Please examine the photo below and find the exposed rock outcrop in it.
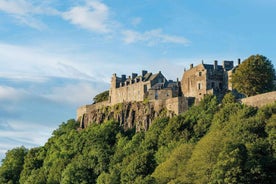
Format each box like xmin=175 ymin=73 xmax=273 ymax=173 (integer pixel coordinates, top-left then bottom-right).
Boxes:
xmin=79 ymin=101 xmax=173 ymax=131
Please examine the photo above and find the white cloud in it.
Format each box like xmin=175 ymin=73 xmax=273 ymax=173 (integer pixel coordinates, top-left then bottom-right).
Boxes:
xmin=0 ymin=43 xmax=96 ymax=82
xmin=131 ymin=17 xmax=142 ymax=26
xmin=43 ymin=82 xmax=106 ymax=105
xmin=62 ymin=1 xmax=110 ymax=33
xmin=0 ymin=120 xmax=55 ymax=155
xmin=0 ymin=86 xmax=27 ymax=101
xmin=0 ymin=0 xmax=32 ymax=15
xmin=0 ymin=0 xmax=59 ymax=29
xmin=122 ymin=29 xmax=190 ymax=46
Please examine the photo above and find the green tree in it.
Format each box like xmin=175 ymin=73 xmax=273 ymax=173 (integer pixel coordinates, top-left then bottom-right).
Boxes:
xmin=222 ymin=92 xmax=236 ymax=105
xmin=231 ymin=54 xmax=275 ymax=97
xmin=0 ymin=147 xmax=28 ymax=184
xmin=19 ymin=147 xmax=46 ymax=184
xmin=93 ymin=90 xmax=109 ymax=104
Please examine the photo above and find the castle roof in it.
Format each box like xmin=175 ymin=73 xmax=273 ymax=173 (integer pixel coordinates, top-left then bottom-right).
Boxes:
xmin=203 ymin=64 xmax=223 ymax=71
xmin=143 ymin=72 xmax=152 ymax=81
xmin=149 ymin=73 xmax=159 ymax=81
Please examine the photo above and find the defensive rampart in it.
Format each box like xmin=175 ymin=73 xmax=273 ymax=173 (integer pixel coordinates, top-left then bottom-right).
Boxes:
xmin=241 ymin=91 xmax=276 ymax=107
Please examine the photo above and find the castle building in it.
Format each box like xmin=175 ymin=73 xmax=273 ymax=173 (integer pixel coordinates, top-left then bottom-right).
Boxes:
xmin=181 ymin=60 xmax=235 ymax=101
xmin=109 ymin=70 xmax=180 ymax=105
xmin=77 ymin=59 xmax=241 ymax=122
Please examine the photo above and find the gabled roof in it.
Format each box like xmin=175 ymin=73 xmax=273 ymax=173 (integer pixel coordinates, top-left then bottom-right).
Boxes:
xmin=149 ymin=73 xmax=159 ymax=81
xmin=143 ymin=73 xmax=152 ymax=81
xmin=203 ymin=64 xmax=223 ymax=71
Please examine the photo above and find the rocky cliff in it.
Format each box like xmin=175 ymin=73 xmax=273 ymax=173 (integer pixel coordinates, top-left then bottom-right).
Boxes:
xmin=79 ymin=101 xmax=174 ymax=131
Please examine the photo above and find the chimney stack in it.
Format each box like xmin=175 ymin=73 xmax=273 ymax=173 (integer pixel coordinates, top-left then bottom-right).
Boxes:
xmin=142 ymin=70 xmax=147 ymax=77
xmin=132 ymin=73 xmax=138 ymax=79
xmin=121 ymin=75 xmax=126 ymax=82
xmin=214 ymin=60 xmax=218 ymax=70
xmin=238 ymin=58 xmax=241 ymax=65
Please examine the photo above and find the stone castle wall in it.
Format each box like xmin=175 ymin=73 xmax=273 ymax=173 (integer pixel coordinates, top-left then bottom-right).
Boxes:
xmin=110 ymin=81 xmax=146 ymax=105
xmin=77 ymin=100 xmax=109 ymax=121
xmin=241 ymin=91 xmax=276 ymax=107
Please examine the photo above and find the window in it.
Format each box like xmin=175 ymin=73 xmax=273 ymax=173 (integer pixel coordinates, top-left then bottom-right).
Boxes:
xmin=199 ymin=72 xmax=202 ymax=76
xmin=155 ymin=91 xmax=158 ymax=100
xmin=219 ymin=83 xmax=222 ymax=90
xmin=198 ymin=83 xmax=201 ymax=90
xmin=211 ymin=82 xmax=215 ymax=88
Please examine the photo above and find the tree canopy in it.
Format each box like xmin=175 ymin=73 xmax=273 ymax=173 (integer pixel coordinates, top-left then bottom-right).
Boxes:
xmin=1 ymin=96 xmax=275 ymax=184
xmin=231 ymin=54 xmax=275 ymax=97
xmin=93 ymin=90 xmax=109 ymax=104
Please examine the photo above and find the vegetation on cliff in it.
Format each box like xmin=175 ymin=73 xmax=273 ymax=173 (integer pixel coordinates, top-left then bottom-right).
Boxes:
xmin=93 ymin=90 xmax=109 ymax=104
xmin=232 ymin=54 xmax=275 ymax=97
xmin=0 ymin=95 xmax=275 ymax=184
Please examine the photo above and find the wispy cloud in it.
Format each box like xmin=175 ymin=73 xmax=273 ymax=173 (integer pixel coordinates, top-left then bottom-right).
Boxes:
xmin=0 ymin=1 xmax=190 ymax=46
xmin=0 ymin=119 xmax=55 ymax=161
xmin=43 ymin=82 xmax=107 ymax=105
xmin=0 ymin=43 xmax=95 ymax=82
xmin=0 ymin=0 xmax=57 ymax=29
xmin=131 ymin=17 xmax=142 ymax=27
xmin=62 ymin=1 xmax=111 ymax=33
xmin=122 ymin=29 xmax=190 ymax=46
xmin=0 ymin=85 xmax=27 ymax=101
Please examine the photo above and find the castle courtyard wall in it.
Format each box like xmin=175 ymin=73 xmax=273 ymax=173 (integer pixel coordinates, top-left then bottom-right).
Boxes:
xmin=110 ymin=81 xmax=149 ymax=105
xmin=165 ymin=96 xmax=188 ymax=115
xmin=76 ymin=100 xmax=109 ymax=121
xmin=241 ymin=91 xmax=276 ymax=107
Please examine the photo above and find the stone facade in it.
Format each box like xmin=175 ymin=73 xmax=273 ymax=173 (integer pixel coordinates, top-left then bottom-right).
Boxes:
xmin=241 ymin=91 xmax=276 ymax=107
xmin=77 ymin=70 xmax=184 ymax=123
xmin=109 ymin=70 xmax=180 ymax=105
xmin=77 ymin=59 xmax=246 ymax=128
xmin=181 ymin=60 xmax=235 ymax=102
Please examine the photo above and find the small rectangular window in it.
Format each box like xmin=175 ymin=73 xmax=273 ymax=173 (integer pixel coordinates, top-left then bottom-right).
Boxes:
xmin=198 ymin=83 xmax=201 ymax=90
xmin=199 ymin=72 xmax=202 ymax=76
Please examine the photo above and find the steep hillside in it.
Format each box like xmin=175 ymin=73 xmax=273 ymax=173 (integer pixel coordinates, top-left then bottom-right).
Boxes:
xmin=0 ymin=95 xmax=275 ymax=184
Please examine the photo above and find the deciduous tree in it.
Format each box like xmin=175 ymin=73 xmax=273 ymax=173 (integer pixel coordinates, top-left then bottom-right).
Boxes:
xmin=231 ymin=54 xmax=275 ymax=96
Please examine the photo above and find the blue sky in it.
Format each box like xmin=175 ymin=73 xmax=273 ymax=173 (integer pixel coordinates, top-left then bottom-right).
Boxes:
xmin=0 ymin=0 xmax=276 ymax=162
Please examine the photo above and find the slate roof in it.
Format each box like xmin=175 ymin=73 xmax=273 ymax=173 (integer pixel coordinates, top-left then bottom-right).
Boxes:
xmin=203 ymin=64 xmax=223 ymax=71
xmin=143 ymin=72 xmax=152 ymax=81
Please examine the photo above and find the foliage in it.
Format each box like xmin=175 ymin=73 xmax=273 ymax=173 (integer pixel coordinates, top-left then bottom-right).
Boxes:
xmin=0 ymin=147 xmax=28 ymax=184
xmin=0 ymin=96 xmax=275 ymax=184
xmin=93 ymin=90 xmax=109 ymax=104
xmin=231 ymin=54 xmax=275 ymax=96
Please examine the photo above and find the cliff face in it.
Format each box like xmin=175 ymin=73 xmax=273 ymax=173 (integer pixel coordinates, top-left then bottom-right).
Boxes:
xmin=79 ymin=101 xmax=173 ymax=131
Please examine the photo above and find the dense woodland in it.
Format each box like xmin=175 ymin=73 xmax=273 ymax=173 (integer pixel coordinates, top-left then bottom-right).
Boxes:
xmin=0 ymin=94 xmax=275 ymax=184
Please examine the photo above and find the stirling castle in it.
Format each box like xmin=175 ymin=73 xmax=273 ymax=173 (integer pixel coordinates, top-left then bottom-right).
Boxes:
xmin=77 ymin=59 xmax=244 ymax=129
